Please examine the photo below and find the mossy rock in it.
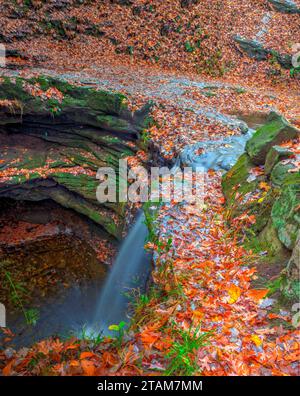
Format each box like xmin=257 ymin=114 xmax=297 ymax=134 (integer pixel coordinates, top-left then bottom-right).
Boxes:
xmin=0 ymin=76 xmax=132 ymax=127
xmin=270 ymin=161 xmax=300 ymax=186
xmin=246 ymin=112 xmax=299 ymax=165
xmin=222 ymin=153 xmax=254 ymax=201
xmin=271 ymin=184 xmax=300 ymax=250
xmin=222 ymin=152 xmax=276 ymax=233
xmin=0 ymin=76 xmax=151 ymax=241
xmin=265 ymin=145 xmax=293 ymax=175
xmin=259 ymin=219 xmax=288 ymax=256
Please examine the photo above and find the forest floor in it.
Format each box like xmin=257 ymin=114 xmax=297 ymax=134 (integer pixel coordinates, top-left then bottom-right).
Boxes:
xmin=0 ymin=61 xmax=299 ymax=376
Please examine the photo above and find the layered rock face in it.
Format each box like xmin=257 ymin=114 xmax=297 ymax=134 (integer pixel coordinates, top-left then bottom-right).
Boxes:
xmin=0 ymin=76 xmax=149 ymax=241
xmin=222 ymin=112 xmax=299 ymax=292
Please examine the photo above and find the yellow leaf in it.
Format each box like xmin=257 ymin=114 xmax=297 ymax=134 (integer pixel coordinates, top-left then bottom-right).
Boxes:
xmin=251 ymin=334 xmax=263 ymax=347
xmin=227 ymin=285 xmax=241 ymax=304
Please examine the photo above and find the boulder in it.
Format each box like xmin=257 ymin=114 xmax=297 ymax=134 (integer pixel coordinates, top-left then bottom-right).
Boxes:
xmin=234 ymin=36 xmax=269 ymax=61
xmin=271 ymin=184 xmax=300 ymax=250
xmin=246 ymin=112 xmax=299 ymax=165
xmin=264 ymin=145 xmax=293 ymax=175
xmin=285 ymin=231 xmax=300 ymax=296
xmin=222 ymin=153 xmax=276 ymax=233
xmin=234 ymin=36 xmax=293 ymax=69
xmin=259 ymin=219 xmax=288 ymax=255
xmin=222 ymin=153 xmax=255 ymax=202
xmin=268 ymin=0 xmax=300 ymax=14
xmin=270 ymin=160 xmax=300 ymax=186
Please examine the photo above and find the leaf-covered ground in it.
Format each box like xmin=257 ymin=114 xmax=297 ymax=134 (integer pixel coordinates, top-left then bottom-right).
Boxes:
xmin=1 ymin=0 xmax=299 ymax=86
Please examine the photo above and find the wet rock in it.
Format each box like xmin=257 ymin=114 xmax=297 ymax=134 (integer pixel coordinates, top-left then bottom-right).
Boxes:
xmin=234 ymin=36 xmax=269 ymax=60
xmin=246 ymin=112 xmax=299 ymax=165
xmin=180 ymin=0 xmax=199 ymax=8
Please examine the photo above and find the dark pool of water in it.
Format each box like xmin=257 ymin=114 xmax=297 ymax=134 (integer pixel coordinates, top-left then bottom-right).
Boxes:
xmin=0 ymin=235 xmax=108 ymax=348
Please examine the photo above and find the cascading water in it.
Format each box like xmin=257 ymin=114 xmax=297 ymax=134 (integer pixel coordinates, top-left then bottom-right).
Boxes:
xmin=91 ymin=213 xmax=152 ymax=333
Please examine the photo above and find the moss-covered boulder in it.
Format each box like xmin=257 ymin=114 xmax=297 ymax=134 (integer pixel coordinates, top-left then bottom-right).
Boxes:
xmin=222 ymin=152 xmax=276 ymax=233
xmin=222 ymin=153 xmax=256 ymax=201
xmin=245 ymin=112 xmax=299 ymax=165
xmin=285 ymin=231 xmax=300 ymax=298
xmin=0 ymin=76 xmax=150 ymax=240
xmin=271 ymin=184 xmax=300 ymax=250
xmin=270 ymin=161 xmax=300 ymax=186
xmin=223 ymin=111 xmax=299 ymax=252
xmin=265 ymin=145 xmax=293 ymax=175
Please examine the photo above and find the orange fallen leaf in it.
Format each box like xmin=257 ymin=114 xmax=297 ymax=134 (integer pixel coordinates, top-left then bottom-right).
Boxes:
xmin=80 ymin=351 xmax=95 ymax=360
xmin=69 ymin=360 xmax=80 ymax=367
xmin=2 ymin=359 xmax=14 ymax=376
xmin=247 ymin=289 xmax=269 ymax=303
xmin=81 ymin=359 xmax=96 ymax=376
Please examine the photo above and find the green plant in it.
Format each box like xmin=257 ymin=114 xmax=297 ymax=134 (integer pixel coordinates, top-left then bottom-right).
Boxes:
xmin=290 ymin=66 xmax=300 ymax=78
xmin=143 ymin=201 xmax=160 ymax=244
xmin=24 ymin=308 xmax=39 ymax=326
xmin=140 ymin=129 xmax=151 ymax=148
xmin=78 ymin=325 xmax=104 ymax=346
xmin=184 ymin=41 xmax=195 ymax=53
xmin=166 ymin=324 xmax=213 ymax=375
xmin=108 ymin=321 xmax=127 ymax=347
xmin=3 ymin=270 xmax=39 ymax=326
xmin=236 ymin=87 xmax=246 ymax=94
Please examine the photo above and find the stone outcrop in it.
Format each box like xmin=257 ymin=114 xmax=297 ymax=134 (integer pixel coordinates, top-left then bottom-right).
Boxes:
xmin=0 ymin=76 xmax=150 ymax=240
xmin=245 ymin=112 xmax=299 ymax=164
xmin=268 ymin=0 xmax=300 ymax=14
xmin=222 ymin=112 xmax=299 ymax=287
xmin=222 ymin=113 xmax=300 ymax=296
xmin=234 ymin=36 xmax=293 ymax=69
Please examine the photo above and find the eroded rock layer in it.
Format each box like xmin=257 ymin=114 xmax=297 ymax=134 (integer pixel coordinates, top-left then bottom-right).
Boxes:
xmin=0 ymin=76 xmax=150 ymax=240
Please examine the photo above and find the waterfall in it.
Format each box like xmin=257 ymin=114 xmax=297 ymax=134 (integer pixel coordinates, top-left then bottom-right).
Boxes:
xmin=92 ymin=213 xmax=151 ymax=333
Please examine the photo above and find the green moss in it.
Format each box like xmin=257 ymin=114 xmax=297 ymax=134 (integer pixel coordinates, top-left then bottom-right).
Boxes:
xmin=245 ymin=113 xmax=299 ymax=164
xmin=222 ymin=153 xmax=254 ymax=201
xmin=96 ymin=114 xmax=131 ymax=132
xmin=271 ymin=184 xmax=300 ymax=250
xmin=271 ymin=162 xmax=300 ymax=186
xmin=52 ymin=172 xmax=99 ymax=201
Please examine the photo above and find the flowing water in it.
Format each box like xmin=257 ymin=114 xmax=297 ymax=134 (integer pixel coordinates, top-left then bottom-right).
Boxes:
xmin=90 ymin=213 xmax=152 ymax=334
